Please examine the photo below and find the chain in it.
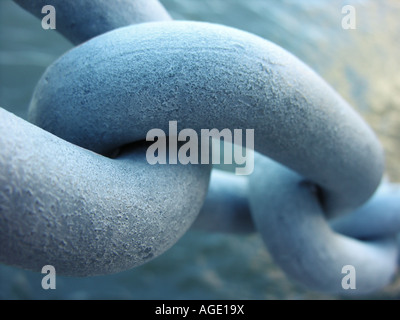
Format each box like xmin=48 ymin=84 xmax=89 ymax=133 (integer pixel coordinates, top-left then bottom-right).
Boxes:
xmin=1 ymin=0 xmax=399 ymax=296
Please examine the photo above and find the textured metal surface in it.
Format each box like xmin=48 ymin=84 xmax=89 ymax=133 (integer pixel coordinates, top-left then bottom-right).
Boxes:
xmin=28 ymin=21 xmax=384 ymax=216
xmin=0 ymin=108 xmax=210 ymax=276
xmin=13 ymin=0 xmax=171 ymax=45
xmin=249 ymin=155 xmax=398 ymax=294
xmin=0 ymin=0 xmax=399 ymax=295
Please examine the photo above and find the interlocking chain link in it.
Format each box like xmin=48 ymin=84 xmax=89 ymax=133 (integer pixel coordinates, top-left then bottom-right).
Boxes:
xmin=1 ymin=0 xmax=399 ymax=295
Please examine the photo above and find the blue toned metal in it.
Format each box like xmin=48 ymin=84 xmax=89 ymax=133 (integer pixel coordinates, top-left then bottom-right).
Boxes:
xmin=248 ymin=154 xmax=398 ymax=295
xmin=193 ymin=170 xmax=254 ymax=234
xmin=0 ymin=108 xmax=211 ymax=276
xmin=28 ymin=21 xmax=383 ymax=216
xmin=1 ymin=0 xmax=399 ymax=296
xmin=330 ymin=183 xmax=400 ymax=239
xmin=13 ymin=0 xmax=171 ymax=45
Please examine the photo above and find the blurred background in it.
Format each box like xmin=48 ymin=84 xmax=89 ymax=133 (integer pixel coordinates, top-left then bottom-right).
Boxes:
xmin=0 ymin=0 xmax=399 ymax=299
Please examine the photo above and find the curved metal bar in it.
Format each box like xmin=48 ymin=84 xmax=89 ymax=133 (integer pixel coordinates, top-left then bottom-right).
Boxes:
xmin=331 ymin=182 xmax=400 ymax=239
xmin=248 ymin=154 xmax=398 ymax=294
xmin=13 ymin=0 xmax=171 ymax=45
xmin=0 ymin=108 xmax=211 ymax=276
xmin=195 ymin=171 xmax=400 ymax=241
xmin=28 ymin=21 xmax=383 ymax=216
xmin=2 ymin=2 xmax=395 ymax=292
xmin=193 ymin=169 xmax=254 ymax=233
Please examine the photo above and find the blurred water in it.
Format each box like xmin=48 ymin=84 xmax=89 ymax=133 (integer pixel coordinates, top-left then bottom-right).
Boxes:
xmin=0 ymin=0 xmax=400 ymax=299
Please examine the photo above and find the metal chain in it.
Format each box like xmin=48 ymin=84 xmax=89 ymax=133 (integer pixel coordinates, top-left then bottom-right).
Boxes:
xmin=1 ymin=0 xmax=399 ymax=295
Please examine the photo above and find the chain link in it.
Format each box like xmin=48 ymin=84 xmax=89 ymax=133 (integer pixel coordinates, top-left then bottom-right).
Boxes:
xmin=1 ymin=0 xmax=399 ymax=295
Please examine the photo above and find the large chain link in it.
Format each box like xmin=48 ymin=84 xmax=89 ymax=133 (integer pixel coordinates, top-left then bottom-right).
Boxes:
xmin=1 ymin=0 xmax=399 ymax=296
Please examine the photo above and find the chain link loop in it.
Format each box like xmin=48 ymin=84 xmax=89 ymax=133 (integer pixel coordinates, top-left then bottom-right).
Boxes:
xmin=1 ymin=0 xmax=399 ymax=295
